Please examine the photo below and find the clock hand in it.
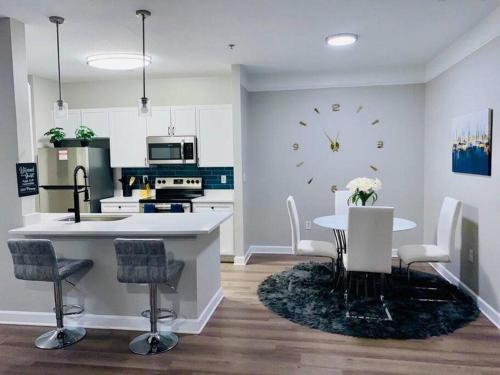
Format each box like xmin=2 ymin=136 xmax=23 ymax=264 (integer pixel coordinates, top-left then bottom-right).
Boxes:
xmin=323 ymin=129 xmax=335 ymax=143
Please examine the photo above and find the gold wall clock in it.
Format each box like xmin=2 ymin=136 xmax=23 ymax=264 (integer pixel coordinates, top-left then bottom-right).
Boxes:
xmin=296 ymin=104 xmax=383 ymax=188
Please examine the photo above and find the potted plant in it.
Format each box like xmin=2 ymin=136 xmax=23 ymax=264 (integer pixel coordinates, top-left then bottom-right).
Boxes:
xmin=44 ymin=127 xmax=66 ymax=147
xmin=346 ymin=177 xmax=382 ymax=206
xmin=75 ymin=125 xmax=95 ymax=147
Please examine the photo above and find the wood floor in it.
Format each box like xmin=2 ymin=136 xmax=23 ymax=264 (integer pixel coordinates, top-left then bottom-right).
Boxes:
xmin=0 ymin=254 xmax=499 ymax=375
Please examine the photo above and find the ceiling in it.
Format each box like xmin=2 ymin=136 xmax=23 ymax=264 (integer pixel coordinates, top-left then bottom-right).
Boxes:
xmin=0 ymin=0 xmax=499 ymax=83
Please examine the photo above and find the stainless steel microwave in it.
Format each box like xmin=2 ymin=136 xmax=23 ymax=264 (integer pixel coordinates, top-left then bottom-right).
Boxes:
xmin=147 ymin=136 xmax=197 ymax=165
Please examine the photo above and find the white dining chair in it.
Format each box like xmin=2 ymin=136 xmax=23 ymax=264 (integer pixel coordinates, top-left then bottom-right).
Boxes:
xmin=334 ymin=190 xmax=352 ymax=215
xmin=286 ymin=196 xmax=337 ymax=281
xmin=398 ymin=197 xmax=462 ymax=281
xmin=343 ymin=206 xmax=394 ymax=320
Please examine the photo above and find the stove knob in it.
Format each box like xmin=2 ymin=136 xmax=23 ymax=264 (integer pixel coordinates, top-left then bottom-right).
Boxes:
xmin=195 ymin=180 xmax=199 ymax=184
xmin=187 ymin=180 xmax=191 ymax=184
xmin=191 ymin=180 xmax=195 ymax=184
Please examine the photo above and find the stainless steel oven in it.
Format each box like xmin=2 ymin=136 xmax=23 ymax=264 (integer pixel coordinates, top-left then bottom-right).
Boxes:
xmin=147 ymin=136 xmax=197 ymax=165
xmin=139 ymin=177 xmax=203 ymax=213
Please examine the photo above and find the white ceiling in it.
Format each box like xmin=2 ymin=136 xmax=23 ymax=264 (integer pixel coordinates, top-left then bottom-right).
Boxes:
xmin=0 ymin=0 xmax=499 ymax=83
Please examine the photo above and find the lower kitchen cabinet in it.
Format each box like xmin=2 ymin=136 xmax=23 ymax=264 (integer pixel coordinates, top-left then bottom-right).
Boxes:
xmin=101 ymin=202 xmax=140 ymax=213
xmin=193 ymin=202 xmax=234 ymax=256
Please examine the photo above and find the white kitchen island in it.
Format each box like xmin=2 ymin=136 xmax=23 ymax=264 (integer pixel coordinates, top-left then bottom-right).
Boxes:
xmin=7 ymin=212 xmax=231 ymax=334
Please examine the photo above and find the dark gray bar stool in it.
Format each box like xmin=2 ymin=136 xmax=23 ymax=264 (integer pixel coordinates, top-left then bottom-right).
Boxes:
xmin=7 ymin=239 xmax=93 ymax=349
xmin=114 ymin=238 xmax=184 ymax=355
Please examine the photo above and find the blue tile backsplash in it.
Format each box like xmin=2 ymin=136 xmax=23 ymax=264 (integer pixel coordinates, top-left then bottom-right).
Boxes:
xmin=122 ymin=165 xmax=234 ymax=189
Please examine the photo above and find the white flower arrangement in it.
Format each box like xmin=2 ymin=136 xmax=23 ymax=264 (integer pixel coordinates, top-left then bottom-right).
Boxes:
xmin=346 ymin=177 xmax=382 ymax=206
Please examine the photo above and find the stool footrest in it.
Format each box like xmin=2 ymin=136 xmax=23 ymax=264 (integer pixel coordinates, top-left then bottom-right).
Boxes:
xmin=141 ymin=308 xmax=176 ymax=321
xmin=53 ymin=304 xmax=84 ymax=316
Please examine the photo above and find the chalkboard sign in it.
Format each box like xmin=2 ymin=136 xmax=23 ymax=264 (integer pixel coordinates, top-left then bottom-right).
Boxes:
xmin=16 ymin=163 xmax=39 ymax=197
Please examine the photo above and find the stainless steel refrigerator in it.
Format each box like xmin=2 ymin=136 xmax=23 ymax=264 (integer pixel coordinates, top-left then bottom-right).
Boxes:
xmin=38 ymin=147 xmax=114 ymax=213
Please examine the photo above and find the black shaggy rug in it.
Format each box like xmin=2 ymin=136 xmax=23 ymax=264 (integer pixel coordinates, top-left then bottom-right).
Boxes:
xmin=257 ymin=262 xmax=479 ymax=339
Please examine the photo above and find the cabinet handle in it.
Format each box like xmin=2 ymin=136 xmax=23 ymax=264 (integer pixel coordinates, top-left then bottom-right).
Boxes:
xmin=118 ymin=205 xmax=122 ymax=209
xmin=168 ymin=126 xmax=171 ymax=136
xmin=211 ymin=206 xmax=215 ymax=210
xmin=144 ymin=157 xmax=147 ymax=166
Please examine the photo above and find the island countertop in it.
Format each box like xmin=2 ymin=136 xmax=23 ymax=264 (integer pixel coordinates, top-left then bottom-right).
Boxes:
xmin=9 ymin=212 xmax=232 ymax=237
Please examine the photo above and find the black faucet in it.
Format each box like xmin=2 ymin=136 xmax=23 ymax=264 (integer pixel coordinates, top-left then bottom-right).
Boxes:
xmin=73 ymin=165 xmax=90 ymax=223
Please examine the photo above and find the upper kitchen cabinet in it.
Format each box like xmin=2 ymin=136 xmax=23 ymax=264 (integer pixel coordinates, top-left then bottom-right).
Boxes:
xmin=171 ymin=106 xmax=196 ymax=136
xmin=81 ymin=109 xmax=110 ymax=137
xmin=52 ymin=109 xmax=82 ymax=139
xmin=197 ymin=105 xmax=233 ymax=167
xmin=109 ymin=108 xmax=148 ymax=167
xmin=146 ymin=107 xmax=171 ymax=136
xmin=146 ymin=106 xmax=196 ymax=137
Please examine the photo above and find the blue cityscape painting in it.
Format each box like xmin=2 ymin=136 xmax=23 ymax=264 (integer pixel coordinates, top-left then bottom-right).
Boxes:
xmin=452 ymin=109 xmax=492 ymax=176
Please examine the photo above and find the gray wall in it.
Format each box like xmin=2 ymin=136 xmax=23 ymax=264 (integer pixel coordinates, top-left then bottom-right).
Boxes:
xmin=0 ymin=18 xmax=28 ymax=307
xmin=61 ymin=75 xmax=231 ymax=108
xmin=29 ymin=75 xmax=58 ymax=147
xmin=247 ymin=84 xmax=425 ymax=249
xmin=424 ymin=36 xmax=500 ymax=311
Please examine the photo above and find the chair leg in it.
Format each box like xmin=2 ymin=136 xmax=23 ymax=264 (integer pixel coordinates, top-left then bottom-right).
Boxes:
xmin=380 ymin=274 xmax=392 ymax=321
xmin=344 ymin=271 xmax=350 ymax=318
xmin=34 ymin=279 xmax=86 ymax=350
xmin=129 ymin=283 xmax=179 ymax=355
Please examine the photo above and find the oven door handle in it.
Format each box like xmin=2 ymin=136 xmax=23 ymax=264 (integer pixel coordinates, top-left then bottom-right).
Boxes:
xmin=180 ymin=139 xmax=185 ymax=162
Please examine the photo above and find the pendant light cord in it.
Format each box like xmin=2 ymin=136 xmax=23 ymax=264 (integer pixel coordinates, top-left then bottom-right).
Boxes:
xmin=142 ymin=13 xmax=146 ymax=99
xmin=56 ymin=21 xmax=62 ymax=102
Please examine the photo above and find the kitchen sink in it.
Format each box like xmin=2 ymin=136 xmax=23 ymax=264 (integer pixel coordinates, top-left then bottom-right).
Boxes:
xmin=59 ymin=215 xmax=131 ymax=222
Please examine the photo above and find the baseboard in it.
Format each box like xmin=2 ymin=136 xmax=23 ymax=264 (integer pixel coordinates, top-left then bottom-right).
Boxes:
xmin=233 ymin=247 xmax=252 ymax=266
xmin=0 ymin=287 xmax=224 ymax=335
xmin=430 ymin=263 xmax=500 ymax=329
xmin=250 ymin=246 xmax=294 ymax=255
xmin=234 ymin=246 xmax=294 ymax=265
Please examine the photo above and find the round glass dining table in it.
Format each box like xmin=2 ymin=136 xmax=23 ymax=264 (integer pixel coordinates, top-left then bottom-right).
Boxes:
xmin=313 ymin=214 xmax=417 ymax=262
xmin=313 ymin=215 xmax=417 ymax=232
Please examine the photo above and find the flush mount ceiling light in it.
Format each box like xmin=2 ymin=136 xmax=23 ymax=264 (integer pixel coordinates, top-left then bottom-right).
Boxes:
xmin=325 ymin=33 xmax=358 ymax=47
xmin=86 ymin=53 xmax=152 ymax=70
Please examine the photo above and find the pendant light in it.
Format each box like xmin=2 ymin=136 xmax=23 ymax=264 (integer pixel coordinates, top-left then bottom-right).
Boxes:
xmin=136 ymin=10 xmax=152 ymax=117
xmin=49 ymin=16 xmax=68 ymax=120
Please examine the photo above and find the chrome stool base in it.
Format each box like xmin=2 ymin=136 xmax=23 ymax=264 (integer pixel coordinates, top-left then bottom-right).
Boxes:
xmin=129 ymin=331 xmax=178 ymax=355
xmin=35 ymin=327 xmax=86 ymax=349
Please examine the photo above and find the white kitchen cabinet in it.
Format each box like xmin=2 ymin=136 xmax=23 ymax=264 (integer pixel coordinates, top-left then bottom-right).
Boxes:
xmin=146 ymin=106 xmax=171 ymax=136
xmin=193 ymin=202 xmax=234 ymax=256
xmin=146 ymin=106 xmax=196 ymax=137
xmin=196 ymin=105 xmax=233 ymax=167
xmin=109 ymin=108 xmax=148 ymax=167
xmin=52 ymin=109 xmax=82 ymax=139
xmin=171 ymin=106 xmax=196 ymax=136
xmin=81 ymin=109 xmax=110 ymax=137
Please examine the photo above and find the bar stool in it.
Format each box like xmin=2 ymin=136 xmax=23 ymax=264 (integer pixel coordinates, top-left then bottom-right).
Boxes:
xmin=7 ymin=239 xmax=93 ymax=349
xmin=114 ymin=238 xmax=184 ymax=355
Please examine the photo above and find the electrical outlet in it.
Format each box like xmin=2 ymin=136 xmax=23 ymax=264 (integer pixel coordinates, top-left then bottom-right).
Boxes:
xmin=305 ymin=220 xmax=312 ymax=230
xmin=468 ymin=248 xmax=474 ymax=263
xmin=221 ymin=175 xmax=227 ymax=184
